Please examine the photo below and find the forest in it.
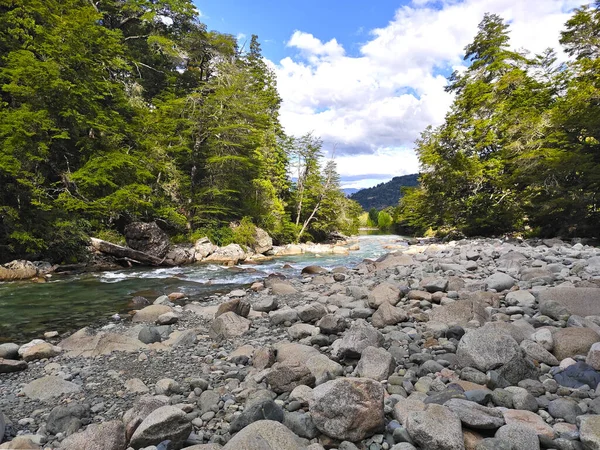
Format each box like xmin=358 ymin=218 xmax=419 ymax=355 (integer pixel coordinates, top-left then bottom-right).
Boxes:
xmin=397 ymin=5 xmax=600 ymax=239
xmin=0 ymin=0 xmax=361 ymax=264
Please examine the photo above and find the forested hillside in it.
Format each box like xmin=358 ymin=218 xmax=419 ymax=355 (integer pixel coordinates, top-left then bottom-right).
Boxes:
xmin=0 ymin=0 xmax=360 ymax=263
xmin=398 ymin=7 xmax=600 ymax=238
xmin=350 ymin=174 xmax=419 ymax=210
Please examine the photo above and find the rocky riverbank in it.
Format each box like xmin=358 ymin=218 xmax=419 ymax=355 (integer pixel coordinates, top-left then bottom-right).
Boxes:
xmin=0 ymin=222 xmax=357 ymax=282
xmin=1 ymin=237 xmax=600 ymax=450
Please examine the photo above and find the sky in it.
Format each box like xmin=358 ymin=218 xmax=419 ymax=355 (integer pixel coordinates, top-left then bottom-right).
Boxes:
xmin=195 ymin=0 xmax=582 ymax=189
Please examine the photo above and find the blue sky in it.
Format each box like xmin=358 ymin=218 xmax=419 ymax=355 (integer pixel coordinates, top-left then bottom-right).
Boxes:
xmin=194 ymin=0 xmax=580 ymax=189
xmin=196 ymin=0 xmax=408 ymax=62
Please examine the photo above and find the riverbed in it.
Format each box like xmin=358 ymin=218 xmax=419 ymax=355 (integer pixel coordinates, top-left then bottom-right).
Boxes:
xmin=0 ymin=234 xmax=402 ymax=343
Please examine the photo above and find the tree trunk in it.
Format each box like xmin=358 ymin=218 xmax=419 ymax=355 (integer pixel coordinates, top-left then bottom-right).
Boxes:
xmin=90 ymin=238 xmax=174 ymax=267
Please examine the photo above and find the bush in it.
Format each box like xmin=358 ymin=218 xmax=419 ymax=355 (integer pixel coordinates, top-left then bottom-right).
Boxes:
xmin=95 ymin=229 xmax=126 ymax=246
xmin=230 ymin=217 xmax=257 ymax=249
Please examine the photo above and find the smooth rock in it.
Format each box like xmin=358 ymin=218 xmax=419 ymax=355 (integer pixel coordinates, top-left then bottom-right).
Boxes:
xmin=552 ymin=327 xmax=600 ymax=360
xmin=129 ymin=406 xmax=192 ymax=450
xmin=60 ymin=420 xmax=126 ymax=450
xmin=355 ymin=346 xmax=395 ymax=381
xmin=405 ymin=404 xmax=465 ymax=450
xmin=310 ymin=377 xmax=385 ymax=441
xmin=209 ymin=312 xmax=251 ymax=339
xmin=23 ymin=376 xmax=80 ymax=401
xmin=223 ymin=420 xmax=303 ymax=450
xmin=444 ymin=399 xmax=505 ymax=430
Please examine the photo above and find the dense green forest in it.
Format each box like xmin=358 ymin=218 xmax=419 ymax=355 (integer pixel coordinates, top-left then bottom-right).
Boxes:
xmin=397 ymin=5 xmax=600 ymax=239
xmin=0 ymin=0 xmax=361 ymax=263
xmin=350 ymin=173 xmax=419 ymax=210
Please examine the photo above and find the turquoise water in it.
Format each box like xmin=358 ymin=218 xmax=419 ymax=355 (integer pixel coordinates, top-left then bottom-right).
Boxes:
xmin=0 ymin=235 xmax=402 ymax=343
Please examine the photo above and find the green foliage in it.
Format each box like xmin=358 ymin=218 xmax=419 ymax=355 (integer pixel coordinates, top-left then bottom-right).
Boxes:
xmin=231 ymin=217 xmax=257 ymax=249
xmin=377 ymin=211 xmax=393 ymax=230
xmin=400 ymin=11 xmax=600 ymax=238
xmin=0 ymin=1 xmax=378 ymax=263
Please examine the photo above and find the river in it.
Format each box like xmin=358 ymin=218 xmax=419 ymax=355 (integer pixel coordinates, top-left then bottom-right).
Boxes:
xmin=0 ymin=234 xmax=402 ymax=344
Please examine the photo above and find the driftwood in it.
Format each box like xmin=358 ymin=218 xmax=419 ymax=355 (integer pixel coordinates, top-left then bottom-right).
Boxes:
xmin=90 ymin=238 xmax=174 ymax=267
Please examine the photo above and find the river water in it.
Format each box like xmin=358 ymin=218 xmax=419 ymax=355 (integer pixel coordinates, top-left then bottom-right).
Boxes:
xmin=0 ymin=234 xmax=402 ymax=344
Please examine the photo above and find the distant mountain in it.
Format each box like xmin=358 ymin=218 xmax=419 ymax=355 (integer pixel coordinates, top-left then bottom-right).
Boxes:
xmin=342 ymin=188 xmax=360 ymax=196
xmin=350 ymin=173 xmax=419 ymax=210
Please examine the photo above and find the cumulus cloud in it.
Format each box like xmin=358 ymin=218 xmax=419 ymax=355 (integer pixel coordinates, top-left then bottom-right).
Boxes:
xmin=270 ymin=0 xmax=581 ymax=187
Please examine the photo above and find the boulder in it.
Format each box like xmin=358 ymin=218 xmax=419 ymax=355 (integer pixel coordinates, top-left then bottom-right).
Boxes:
xmin=193 ymin=237 xmax=216 ymax=260
xmin=270 ymin=282 xmax=298 ymax=295
xmin=0 ymin=260 xmax=37 ymax=281
xmin=210 ymin=312 xmax=251 ymax=339
xmin=21 ymin=342 xmax=61 ymax=362
xmin=552 ymin=327 xmax=600 ymax=360
xmin=301 ymin=265 xmax=327 ymax=275
xmin=539 ymin=288 xmax=600 ymax=317
xmin=580 ymin=415 xmax=600 ymax=450
xmin=252 ymin=227 xmax=273 ymax=254
xmin=129 ymin=405 xmax=192 ymax=450
xmin=372 ymin=301 xmax=408 ymax=328
xmin=502 ymin=409 xmax=554 ymax=439
xmin=297 ymin=303 xmax=328 ymax=323
xmin=229 ymin=398 xmax=284 ymax=433
xmin=123 ymin=395 xmax=170 ymax=440
xmin=587 ymin=342 xmax=600 ymax=370
xmin=124 ymin=222 xmax=170 ymax=257
xmin=368 ymin=282 xmax=401 ymax=308
xmin=332 ymin=320 xmax=384 ymax=360
xmin=444 ymin=399 xmax=505 ymax=430
xmin=317 ymin=314 xmax=347 ymax=334
xmin=164 ymin=245 xmax=195 ymax=265
xmin=223 ymin=420 xmax=303 ymax=450
xmin=204 ymin=244 xmax=246 ymax=265
xmin=46 ymin=403 xmax=90 ymax=435
xmin=355 ymin=346 xmax=395 ymax=381
xmin=23 ymin=376 xmax=81 ymax=401
xmin=457 ymin=326 xmax=521 ymax=373
xmin=215 ymin=298 xmax=250 ymax=318
xmin=59 ymin=328 xmax=147 ymax=357
xmin=0 ymin=343 xmax=19 ymax=360
xmin=0 ymin=437 xmax=40 ymax=449
xmin=0 ymin=358 xmax=27 ymax=373
xmin=429 ymin=300 xmax=489 ymax=326
xmin=484 ymin=273 xmax=516 ymax=292
xmin=132 ymin=305 xmax=173 ymax=323
xmin=495 ymin=424 xmax=540 ymax=450
xmin=553 ymin=361 xmax=600 ymax=389
xmin=309 ymin=377 xmax=385 ymax=441
xmin=520 ymin=340 xmax=559 ymax=366
xmin=266 ymin=362 xmax=316 ymax=393
xmin=60 ymin=420 xmax=126 ymax=450
xmin=405 ymin=404 xmax=465 ymax=450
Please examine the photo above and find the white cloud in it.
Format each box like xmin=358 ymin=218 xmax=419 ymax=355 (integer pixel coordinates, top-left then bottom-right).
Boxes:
xmin=270 ymin=0 xmax=581 ymax=188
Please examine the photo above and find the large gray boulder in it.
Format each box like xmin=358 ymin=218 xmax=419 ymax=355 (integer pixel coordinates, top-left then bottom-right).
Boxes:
xmin=457 ymin=325 xmax=536 ymax=384
xmin=129 ymin=405 xmax=191 ymax=450
xmin=23 ymin=376 xmax=81 ymax=402
xmin=46 ymin=403 xmax=90 ymax=435
xmin=457 ymin=326 xmax=521 ymax=372
xmin=123 ymin=395 xmax=170 ymax=441
xmin=229 ymin=398 xmax=284 ymax=433
xmin=209 ymin=312 xmax=251 ymax=339
xmin=355 ymin=346 xmax=395 ymax=381
xmin=124 ymin=222 xmax=170 ymax=257
xmin=252 ymin=227 xmax=273 ymax=254
xmin=223 ymin=420 xmax=303 ymax=450
xmin=444 ymin=399 xmax=505 ymax=430
xmin=204 ymin=244 xmax=247 ymax=265
xmin=60 ymin=420 xmax=126 ymax=450
xmin=485 ymin=272 xmax=516 ymax=291
xmin=332 ymin=320 xmax=384 ymax=360
xmin=539 ymin=288 xmax=600 ymax=317
xmin=309 ymin=377 xmax=384 ymax=441
xmin=429 ymin=300 xmax=489 ymax=326
xmin=405 ymin=404 xmax=465 ymax=450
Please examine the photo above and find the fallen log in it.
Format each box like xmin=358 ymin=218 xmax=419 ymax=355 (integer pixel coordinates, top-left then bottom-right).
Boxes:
xmin=90 ymin=238 xmax=174 ymax=267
